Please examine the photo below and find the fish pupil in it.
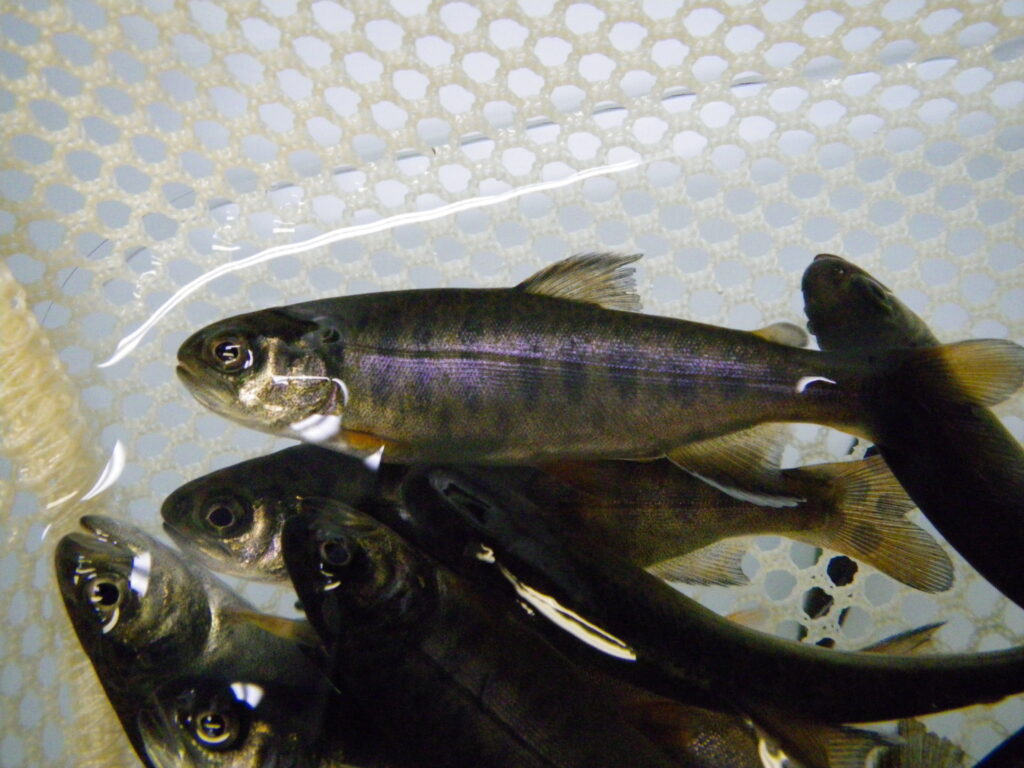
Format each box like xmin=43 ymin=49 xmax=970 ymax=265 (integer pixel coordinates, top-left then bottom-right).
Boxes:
xmin=207 ymin=506 xmax=234 ymax=529
xmin=89 ymin=580 xmax=120 ymax=607
xmin=320 ymin=537 xmax=352 ymax=568
xmin=215 ymin=341 xmax=240 ymax=363
xmin=196 ymin=711 xmax=231 ymax=744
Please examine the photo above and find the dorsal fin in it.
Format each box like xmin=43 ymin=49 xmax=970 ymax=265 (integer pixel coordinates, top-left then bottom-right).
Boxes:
xmin=515 ymin=252 xmax=643 ymax=310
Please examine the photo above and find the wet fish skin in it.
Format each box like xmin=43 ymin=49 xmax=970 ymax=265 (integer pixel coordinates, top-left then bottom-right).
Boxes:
xmin=56 ymin=516 xmax=216 ymax=766
xmin=163 ymin=443 xmax=951 ymax=594
xmin=55 ymin=516 xmax=346 ymax=768
xmin=174 ymin=254 xmax=1020 ymax=466
xmin=418 ymin=467 xmax=1024 ymax=723
xmin=802 ymin=254 xmax=1024 ymax=608
xmin=138 ymin=669 xmax=379 ymax=768
xmin=282 ymin=505 xmax=703 ymax=768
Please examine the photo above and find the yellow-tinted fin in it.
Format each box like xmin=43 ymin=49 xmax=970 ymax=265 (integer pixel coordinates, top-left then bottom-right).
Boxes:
xmin=919 ymin=339 xmax=1024 ymax=406
xmin=878 ymin=719 xmax=966 ymax=768
xmin=724 ymin=606 xmax=769 ymax=629
xmin=223 ymin=609 xmax=321 ymax=647
xmin=515 ymin=252 xmax=643 ymax=311
xmin=752 ymin=707 xmax=894 ymax=768
xmin=790 ymin=457 xmax=953 ymax=593
xmin=859 ymin=622 xmax=945 ymax=655
xmin=666 ymin=424 xmax=800 ymax=507
xmin=648 ymin=539 xmax=750 ymax=586
xmin=752 ymin=321 xmax=810 ymax=348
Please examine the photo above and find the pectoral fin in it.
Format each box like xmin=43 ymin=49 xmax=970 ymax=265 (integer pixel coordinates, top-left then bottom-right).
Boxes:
xmin=515 ymin=252 xmax=643 ymax=310
xmin=223 ymin=609 xmax=321 ymax=647
xmin=667 ymin=424 xmax=802 ymax=507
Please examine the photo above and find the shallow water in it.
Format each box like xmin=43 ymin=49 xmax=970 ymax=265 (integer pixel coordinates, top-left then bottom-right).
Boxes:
xmin=1 ymin=2 xmax=1023 ymax=765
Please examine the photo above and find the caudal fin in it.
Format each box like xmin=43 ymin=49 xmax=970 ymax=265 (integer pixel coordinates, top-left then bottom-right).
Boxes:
xmin=791 ymin=456 xmax=954 ymax=593
xmin=878 ymin=719 xmax=966 ymax=768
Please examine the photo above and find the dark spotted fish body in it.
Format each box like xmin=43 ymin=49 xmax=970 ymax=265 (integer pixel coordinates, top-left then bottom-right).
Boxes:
xmin=803 ymin=254 xmax=1024 ymax=608
xmin=162 ymin=443 xmax=951 ymax=594
xmin=175 ymin=254 xmax=1024 ymax=467
xmin=281 ymin=505 xmax=748 ymax=768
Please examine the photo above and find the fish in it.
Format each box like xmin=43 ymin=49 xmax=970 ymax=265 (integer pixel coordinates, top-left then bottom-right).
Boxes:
xmin=175 ymin=253 xmax=1024 ymax=470
xmin=280 ymin=503 xmax=753 ymax=768
xmin=55 ymin=516 xmax=354 ymax=768
xmin=802 ymin=254 xmax=1024 ymax=608
xmin=414 ymin=467 xmax=1024 ymax=723
xmin=138 ymin=671 xmax=383 ymax=768
xmin=162 ymin=443 xmax=952 ymax=593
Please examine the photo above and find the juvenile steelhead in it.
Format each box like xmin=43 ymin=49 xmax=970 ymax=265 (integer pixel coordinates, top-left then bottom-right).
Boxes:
xmin=55 ymin=516 xmax=345 ymax=768
xmin=419 ymin=468 xmax=1024 ymax=723
xmin=162 ymin=443 xmax=951 ymax=593
xmin=803 ymin=254 xmax=1024 ymax=608
xmin=176 ymin=253 xmax=1024 ymax=467
xmin=281 ymin=504 xmax=716 ymax=768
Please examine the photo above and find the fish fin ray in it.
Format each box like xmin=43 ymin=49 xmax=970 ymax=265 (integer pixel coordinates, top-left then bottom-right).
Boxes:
xmin=859 ymin=622 xmax=945 ymax=655
xmin=879 ymin=720 xmax=967 ymax=768
xmin=752 ymin=321 xmax=810 ymax=348
xmin=667 ymin=424 xmax=794 ymax=505
xmin=648 ymin=539 xmax=749 ymax=586
xmin=753 ymin=707 xmax=894 ymax=768
xmin=908 ymin=339 xmax=1024 ymax=407
xmin=790 ymin=456 xmax=954 ymax=593
xmin=515 ymin=252 xmax=643 ymax=311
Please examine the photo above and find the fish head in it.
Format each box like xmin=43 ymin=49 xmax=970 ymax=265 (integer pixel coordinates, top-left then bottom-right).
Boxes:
xmin=162 ymin=472 xmax=290 ymax=583
xmin=139 ymin=677 xmax=318 ymax=768
xmin=802 ymin=254 xmax=910 ymax=348
xmin=281 ymin=504 xmax=429 ymax=641
xmin=55 ymin=515 xmax=211 ymax=682
xmin=176 ymin=310 xmax=347 ymax=439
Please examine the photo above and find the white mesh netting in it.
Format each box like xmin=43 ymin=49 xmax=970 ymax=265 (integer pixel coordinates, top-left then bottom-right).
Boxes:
xmin=1 ymin=1 xmax=1023 ymax=765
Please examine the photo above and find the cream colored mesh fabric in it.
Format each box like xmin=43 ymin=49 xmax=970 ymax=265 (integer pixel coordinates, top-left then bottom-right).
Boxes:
xmin=1 ymin=1 xmax=1022 ymax=765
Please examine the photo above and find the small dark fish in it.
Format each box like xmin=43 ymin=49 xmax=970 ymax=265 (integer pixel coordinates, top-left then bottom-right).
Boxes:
xmin=803 ymin=254 xmax=1024 ymax=608
xmin=281 ymin=503 xmax=737 ymax=768
xmin=175 ymin=253 xmax=1024 ymax=469
xmin=162 ymin=443 xmax=952 ymax=593
xmin=55 ymin=516 xmax=351 ymax=768
xmin=416 ymin=467 xmax=1024 ymax=723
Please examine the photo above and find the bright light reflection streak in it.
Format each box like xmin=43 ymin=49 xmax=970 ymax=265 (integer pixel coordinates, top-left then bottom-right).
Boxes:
xmin=80 ymin=440 xmax=127 ymax=501
xmin=98 ymin=158 xmax=644 ymax=368
xmin=230 ymin=682 xmax=265 ymax=709
xmin=498 ymin=565 xmax=637 ymax=661
xmin=129 ymin=550 xmax=152 ymax=599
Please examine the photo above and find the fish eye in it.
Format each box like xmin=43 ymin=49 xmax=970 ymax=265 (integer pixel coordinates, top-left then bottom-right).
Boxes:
xmin=88 ymin=578 xmax=122 ymax=608
xmin=319 ymin=536 xmax=353 ymax=569
xmin=198 ymin=498 xmax=249 ymax=538
xmin=188 ymin=707 xmax=244 ymax=751
xmin=207 ymin=336 xmax=252 ymax=373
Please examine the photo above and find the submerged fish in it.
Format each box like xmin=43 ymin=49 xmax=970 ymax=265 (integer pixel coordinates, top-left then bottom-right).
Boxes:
xmin=162 ymin=442 xmax=952 ymax=593
xmin=55 ymin=516 xmax=347 ymax=768
xmin=803 ymin=254 xmax=1024 ymax=608
xmin=414 ymin=467 xmax=1024 ymax=723
xmin=281 ymin=503 xmax=778 ymax=768
xmin=138 ymin=672 xmax=379 ymax=768
xmin=175 ymin=253 xmax=1024 ymax=469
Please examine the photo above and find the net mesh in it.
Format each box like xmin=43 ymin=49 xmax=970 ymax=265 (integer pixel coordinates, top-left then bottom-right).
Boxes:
xmin=1 ymin=0 xmax=1022 ymax=765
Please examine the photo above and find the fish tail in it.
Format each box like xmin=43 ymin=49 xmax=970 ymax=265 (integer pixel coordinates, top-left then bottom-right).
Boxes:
xmin=878 ymin=719 xmax=967 ymax=768
xmin=792 ymin=456 xmax=954 ymax=593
